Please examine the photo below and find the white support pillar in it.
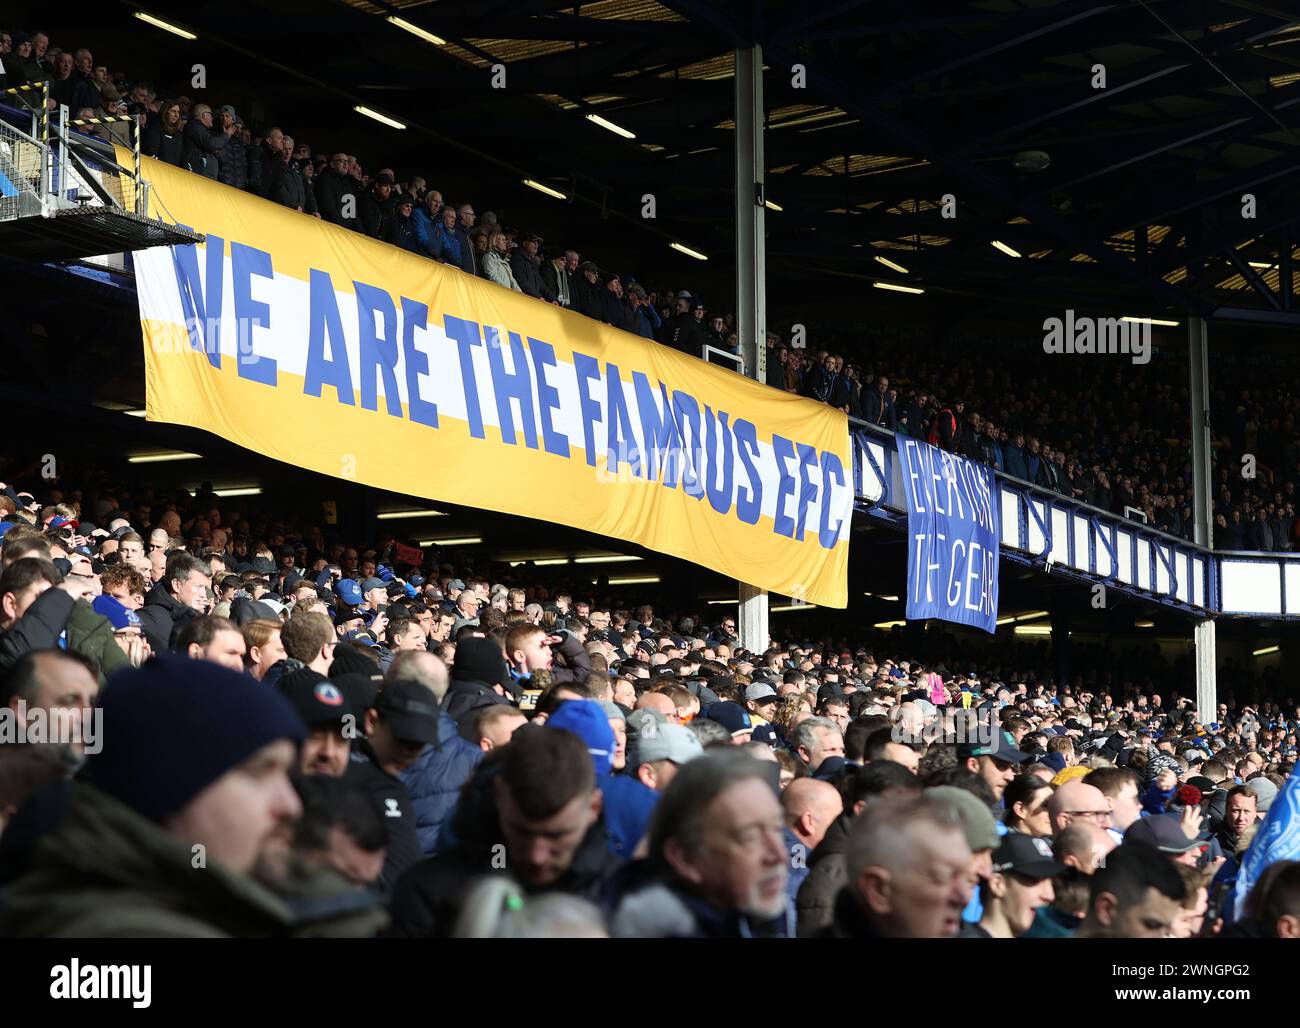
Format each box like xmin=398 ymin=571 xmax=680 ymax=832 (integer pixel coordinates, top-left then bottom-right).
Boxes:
xmin=1189 ymin=313 xmax=1217 ymax=719
xmin=739 ymin=582 xmax=770 ymax=654
xmin=735 ymin=43 xmax=769 ymax=650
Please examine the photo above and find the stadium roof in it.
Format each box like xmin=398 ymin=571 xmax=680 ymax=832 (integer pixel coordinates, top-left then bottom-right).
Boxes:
xmin=51 ymin=1 xmax=1300 ymax=319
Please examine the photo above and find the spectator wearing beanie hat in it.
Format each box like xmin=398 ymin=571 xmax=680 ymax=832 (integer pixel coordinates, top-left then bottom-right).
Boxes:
xmin=0 ymin=656 xmax=386 ymax=937
xmin=442 ymin=636 xmax=516 ymax=732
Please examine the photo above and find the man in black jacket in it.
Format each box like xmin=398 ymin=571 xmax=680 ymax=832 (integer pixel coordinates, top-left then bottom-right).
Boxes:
xmin=181 ymin=103 xmax=231 ymax=179
xmin=571 ymin=261 xmax=604 ymax=320
xmin=315 ymin=153 xmax=360 ymax=230
xmin=136 ymin=552 xmax=211 ymax=655
xmin=246 ymin=127 xmax=285 ymax=200
xmin=387 ymin=726 xmax=619 ymax=937
xmin=215 ymin=106 xmax=247 ymax=190
xmin=442 ymin=636 xmax=515 ymax=732
xmin=510 ymin=234 xmax=557 ymax=303
xmin=359 ymin=173 xmax=396 ymax=240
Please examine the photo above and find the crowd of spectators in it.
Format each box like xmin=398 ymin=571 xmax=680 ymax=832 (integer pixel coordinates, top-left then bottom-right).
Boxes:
xmin=788 ymin=329 xmax=1300 ymax=550
xmin=0 ymin=26 xmax=746 ymax=359
xmin=4 ymin=24 xmax=1296 ymax=559
xmin=0 ymin=465 xmax=1297 ymax=939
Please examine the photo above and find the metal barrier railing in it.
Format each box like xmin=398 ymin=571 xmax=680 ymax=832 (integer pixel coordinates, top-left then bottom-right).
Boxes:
xmin=0 ymin=113 xmax=51 ymax=221
xmin=1 ymin=82 xmax=50 ymax=144
xmin=65 ymin=111 xmax=146 ymax=216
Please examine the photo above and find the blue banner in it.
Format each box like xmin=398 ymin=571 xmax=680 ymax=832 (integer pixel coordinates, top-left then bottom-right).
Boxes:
xmin=896 ymin=437 xmax=1000 ymax=634
xmin=1232 ymin=773 xmax=1300 ymax=922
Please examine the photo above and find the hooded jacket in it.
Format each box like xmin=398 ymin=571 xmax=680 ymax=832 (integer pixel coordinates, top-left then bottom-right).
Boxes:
xmin=443 ymin=672 xmax=514 ymax=731
xmin=386 ymin=755 xmax=623 ymax=937
xmin=0 ymin=785 xmax=387 ymax=937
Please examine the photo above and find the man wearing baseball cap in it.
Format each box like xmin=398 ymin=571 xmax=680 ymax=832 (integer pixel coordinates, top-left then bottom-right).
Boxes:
xmin=957 ymin=729 xmax=1029 ymax=804
xmin=744 ymin=681 xmax=780 ymax=746
xmin=0 ymin=657 xmax=384 ymax=937
xmin=967 ymin=833 xmax=1063 ymax=938
xmin=346 ymin=679 xmax=433 ymax=892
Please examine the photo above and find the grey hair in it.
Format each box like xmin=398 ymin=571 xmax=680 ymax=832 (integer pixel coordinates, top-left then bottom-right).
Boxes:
xmin=790 ymin=716 xmax=837 ymax=757
xmin=647 ymin=751 xmax=774 ymax=869
xmin=846 ymin=794 xmax=966 ymax=881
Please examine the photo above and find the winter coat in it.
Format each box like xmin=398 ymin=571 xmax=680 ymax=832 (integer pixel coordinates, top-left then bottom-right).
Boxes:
xmin=0 ymin=785 xmax=387 ymax=937
xmin=217 ymin=135 xmax=248 ymax=190
xmin=0 ymin=587 xmax=75 ymax=671
xmin=136 ymin=582 xmax=201 ymax=655
xmin=358 ymin=190 xmax=394 ymax=240
xmin=610 ymin=859 xmax=794 ymax=938
xmin=442 ymin=675 xmax=513 ymax=734
xmin=142 ymin=122 xmax=184 ymax=167
xmin=510 ymin=251 xmax=556 ymax=302
xmin=246 ymin=140 xmax=284 ymax=200
xmin=64 ymin=599 xmax=129 ymax=679
xmin=315 ymin=168 xmax=360 ymax=230
xmin=345 ymin=740 xmax=422 ymax=895
xmin=397 ymin=713 xmax=483 ymax=856
xmin=454 ymin=226 xmax=477 ymax=275
xmin=385 ymin=211 xmax=422 ymax=254
xmin=386 ymin=755 xmax=623 ymax=937
xmin=795 ymin=811 xmax=853 ymax=937
xmin=182 ymin=119 xmax=227 ymax=179
xmin=483 ymin=248 xmax=522 ymax=291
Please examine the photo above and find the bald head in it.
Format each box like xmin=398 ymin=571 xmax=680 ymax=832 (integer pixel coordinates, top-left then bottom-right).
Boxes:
xmin=635 ymin=691 xmax=677 ymax=720
xmin=1053 ymin=822 xmax=1115 ymax=874
xmin=783 ymin=778 xmax=844 ymax=851
xmin=1047 ymin=779 xmax=1108 ymax=837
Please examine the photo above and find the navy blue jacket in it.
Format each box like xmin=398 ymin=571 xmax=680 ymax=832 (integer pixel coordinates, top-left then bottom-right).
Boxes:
xmin=398 ymin=712 xmax=483 ymax=856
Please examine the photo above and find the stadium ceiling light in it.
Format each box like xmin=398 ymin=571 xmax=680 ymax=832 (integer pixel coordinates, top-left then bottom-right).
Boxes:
xmin=764 ymin=199 xmax=783 ymax=212
xmin=532 ymin=558 xmax=572 ymax=566
xmin=213 ymin=487 xmax=262 ymax=497
xmin=1135 ymin=619 xmax=1155 ymax=628
xmin=386 ymin=15 xmax=445 ymax=46
xmin=574 ymin=555 xmax=641 ymax=564
xmin=873 ymin=620 xmax=907 ymax=629
xmin=585 ymin=113 xmax=636 ymax=139
xmin=1014 ymin=624 xmax=1052 ymax=636
xmin=354 ymin=105 xmax=407 ymax=130
xmin=873 ymin=255 xmax=909 ymax=274
xmin=873 ymin=281 xmax=924 ymax=295
xmin=127 ymin=451 xmax=201 ymax=464
xmin=124 ymin=409 xmax=147 ymax=417
xmin=707 ymin=598 xmax=738 ymax=605
xmin=877 ymin=594 xmax=900 ymax=602
xmin=134 ymin=12 xmax=197 ymax=40
xmin=609 ymin=575 xmax=661 ymax=585
xmin=522 ymin=178 xmax=568 ymax=200
xmin=1120 ymin=315 xmax=1180 ymax=327
xmin=1254 ymin=644 xmax=1280 ymax=657
xmin=670 ymin=241 xmax=708 ymax=261
xmin=991 ymin=240 xmax=1022 ymax=257
xmin=420 ymin=536 xmax=482 ymax=547
xmin=1249 ymin=261 xmax=1275 ymax=269
xmin=376 ymin=509 xmax=447 ymax=520
xmin=771 ymin=603 xmax=817 ymax=612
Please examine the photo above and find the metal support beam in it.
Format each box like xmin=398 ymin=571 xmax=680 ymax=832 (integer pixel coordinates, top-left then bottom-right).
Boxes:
xmin=734 ymin=45 xmax=766 ymax=384
xmin=1189 ymin=314 xmax=1217 ymax=718
xmin=735 ymin=44 xmax=769 ymax=652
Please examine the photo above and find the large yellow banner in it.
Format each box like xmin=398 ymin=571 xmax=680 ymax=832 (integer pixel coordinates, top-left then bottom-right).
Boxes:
xmin=127 ymin=154 xmax=852 ymax=606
